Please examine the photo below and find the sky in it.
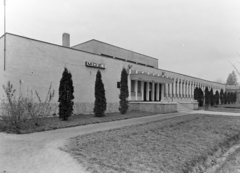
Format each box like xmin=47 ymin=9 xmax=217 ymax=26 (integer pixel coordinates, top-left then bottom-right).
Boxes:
xmin=0 ymin=0 xmax=240 ymax=83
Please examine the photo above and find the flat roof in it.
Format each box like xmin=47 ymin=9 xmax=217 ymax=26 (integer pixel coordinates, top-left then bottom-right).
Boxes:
xmin=72 ymin=39 xmax=158 ymax=61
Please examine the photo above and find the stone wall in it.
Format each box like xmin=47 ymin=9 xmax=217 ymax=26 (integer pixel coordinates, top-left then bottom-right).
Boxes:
xmin=129 ymin=102 xmax=177 ymax=114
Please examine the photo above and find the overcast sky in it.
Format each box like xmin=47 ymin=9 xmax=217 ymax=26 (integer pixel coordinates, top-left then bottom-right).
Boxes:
xmin=0 ymin=0 xmax=240 ymax=83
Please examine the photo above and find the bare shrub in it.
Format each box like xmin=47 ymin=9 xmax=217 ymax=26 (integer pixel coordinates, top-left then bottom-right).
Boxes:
xmin=0 ymin=81 xmax=54 ymax=133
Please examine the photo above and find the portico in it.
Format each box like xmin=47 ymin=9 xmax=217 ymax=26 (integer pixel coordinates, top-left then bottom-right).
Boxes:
xmin=128 ymin=70 xmax=174 ymax=102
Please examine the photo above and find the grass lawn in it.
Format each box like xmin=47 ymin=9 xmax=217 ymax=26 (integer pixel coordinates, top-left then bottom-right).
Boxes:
xmin=63 ymin=114 xmax=240 ymax=173
xmin=0 ymin=111 xmax=156 ymax=134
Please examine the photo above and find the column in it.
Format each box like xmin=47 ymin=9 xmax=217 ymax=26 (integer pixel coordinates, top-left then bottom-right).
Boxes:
xmin=173 ymin=78 xmax=176 ymax=97
xmin=156 ymin=83 xmax=160 ymax=101
xmin=135 ymin=80 xmax=138 ymax=101
xmin=161 ymin=84 xmax=165 ymax=101
xmin=165 ymin=83 xmax=168 ymax=97
xmin=176 ymin=79 xmax=179 ymax=97
xmin=180 ymin=79 xmax=182 ymax=97
xmin=141 ymin=81 xmax=144 ymax=101
xmin=152 ymin=82 xmax=155 ymax=101
xmin=184 ymin=81 xmax=186 ymax=97
xmin=186 ymin=81 xmax=189 ymax=98
xmin=190 ymin=82 xmax=192 ymax=98
xmin=192 ymin=82 xmax=194 ymax=97
xmin=169 ymin=83 xmax=172 ymax=97
xmin=146 ymin=82 xmax=149 ymax=101
xmin=128 ymin=69 xmax=131 ymax=100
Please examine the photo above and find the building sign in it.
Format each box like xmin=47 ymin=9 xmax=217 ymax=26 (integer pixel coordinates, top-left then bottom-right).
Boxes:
xmin=85 ymin=61 xmax=106 ymax=69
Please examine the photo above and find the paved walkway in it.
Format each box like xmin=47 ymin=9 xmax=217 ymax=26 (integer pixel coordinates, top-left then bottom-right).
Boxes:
xmin=0 ymin=110 xmax=239 ymax=173
xmin=191 ymin=110 xmax=240 ymax=116
xmin=0 ymin=112 xmax=187 ymax=173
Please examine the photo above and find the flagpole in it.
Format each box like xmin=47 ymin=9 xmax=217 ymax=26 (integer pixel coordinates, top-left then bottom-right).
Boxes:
xmin=4 ymin=0 xmax=6 ymax=71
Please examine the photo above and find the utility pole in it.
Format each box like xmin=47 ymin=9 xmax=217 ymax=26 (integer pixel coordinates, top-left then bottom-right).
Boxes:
xmin=4 ymin=0 xmax=6 ymax=71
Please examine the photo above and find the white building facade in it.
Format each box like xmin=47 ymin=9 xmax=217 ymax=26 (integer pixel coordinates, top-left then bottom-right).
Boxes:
xmin=0 ymin=33 xmax=225 ymax=114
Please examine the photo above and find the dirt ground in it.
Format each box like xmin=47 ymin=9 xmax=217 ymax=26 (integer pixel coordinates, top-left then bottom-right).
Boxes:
xmin=0 ymin=112 xmax=184 ymax=173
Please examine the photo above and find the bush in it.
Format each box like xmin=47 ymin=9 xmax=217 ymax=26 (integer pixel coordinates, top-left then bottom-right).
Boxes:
xmin=94 ymin=70 xmax=107 ymax=117
xmin=119 ymin=68 xmax=129 ymax=114
xmin=58 ymin=67 xmax=74 ymax=121
xmin=0 ymin=81 xmax=54 ymax=133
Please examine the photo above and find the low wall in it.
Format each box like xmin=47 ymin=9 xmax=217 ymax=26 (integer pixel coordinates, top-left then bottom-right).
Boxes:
xmin=179 ymin=102 xmax=199 ymax=110
xmin=74 ymin=102 xmax=119 ymax=115
xmin=129 ymin=102 xmax=177 ymax=114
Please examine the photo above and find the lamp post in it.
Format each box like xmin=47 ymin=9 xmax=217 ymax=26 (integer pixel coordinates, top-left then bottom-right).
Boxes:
xmin=4 ymin=0 xmax=6 ymax=71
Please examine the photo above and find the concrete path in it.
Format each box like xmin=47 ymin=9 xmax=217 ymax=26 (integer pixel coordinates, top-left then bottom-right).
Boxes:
xmin=191 ymin=110 xmax=240 ymax=116
xmin=0 ymin=112 xmax=187 ymax=173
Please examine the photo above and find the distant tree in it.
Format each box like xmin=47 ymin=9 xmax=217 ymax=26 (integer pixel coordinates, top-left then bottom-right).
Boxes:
xmin=94 ymin=70 xmax=107 ymax=117
xmin=220 ymin=89 xmax=224 ymax=104
xmin=58 ymin=67 xmax=74 ymax=121
xmin=226 ymin=71 xmax=238 ymax=85
xmin=215 ymin=90 xmax=219 ymax=105
xmin=119 ymin=68 xmax=129 ymax=114
xmin=215 ymin=78 xmax=225 ymax=84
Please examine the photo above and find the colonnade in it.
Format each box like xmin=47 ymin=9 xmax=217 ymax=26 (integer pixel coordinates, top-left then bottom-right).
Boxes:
xmin=129 ymin=78 xmax=224 ymax=102
xmin=130 ymin=80 xmax=165 ymax=101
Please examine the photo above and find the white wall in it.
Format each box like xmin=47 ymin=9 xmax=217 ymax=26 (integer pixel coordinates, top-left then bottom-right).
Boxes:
xmin=4 ymin=33 xmax=226 ymax=113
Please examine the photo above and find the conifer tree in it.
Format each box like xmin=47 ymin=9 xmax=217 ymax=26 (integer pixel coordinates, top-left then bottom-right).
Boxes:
xmin=220 ymin=89 xmax=224 ymax=104
xmin=227 ymin=92 xmax=230 ymax=104
xmin=194 ymin=87 xmax=198 ymax=101
xmin=94 ymin=70 xmax=107 ymax=117
xmin=210 ymin=88 xmax=214 ymax=106
xmin=230 ymin=92 xmax=234 ymax=104
xmin=204 ymin=87 xmax=210 ymax=109
xmin=58 ymin=67 xmax=74 ymax=121
xmin=215 ymin=90 xmax=219 ymax=105
xmin=199 ymin=88 xmax=204 ymax=107
xmin=119 ymin=68 xmax=129 ymax=114
xmin=224 ymin=92 xmax=227 ymax=104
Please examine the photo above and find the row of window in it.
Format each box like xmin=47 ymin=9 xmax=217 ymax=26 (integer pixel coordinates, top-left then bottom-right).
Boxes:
xmin=101 ymin=54 xmax=154 ymax=68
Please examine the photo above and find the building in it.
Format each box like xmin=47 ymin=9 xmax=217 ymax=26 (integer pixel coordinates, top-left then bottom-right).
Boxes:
xmin=0 ymin=33 xmax=225 ymax=114
xmin=226 ymin=85 xmax=240 ymax=103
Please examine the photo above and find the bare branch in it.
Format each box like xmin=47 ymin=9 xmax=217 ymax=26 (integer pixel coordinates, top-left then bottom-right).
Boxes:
xmin=228 ymin=60 xmax=240 ymax=76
